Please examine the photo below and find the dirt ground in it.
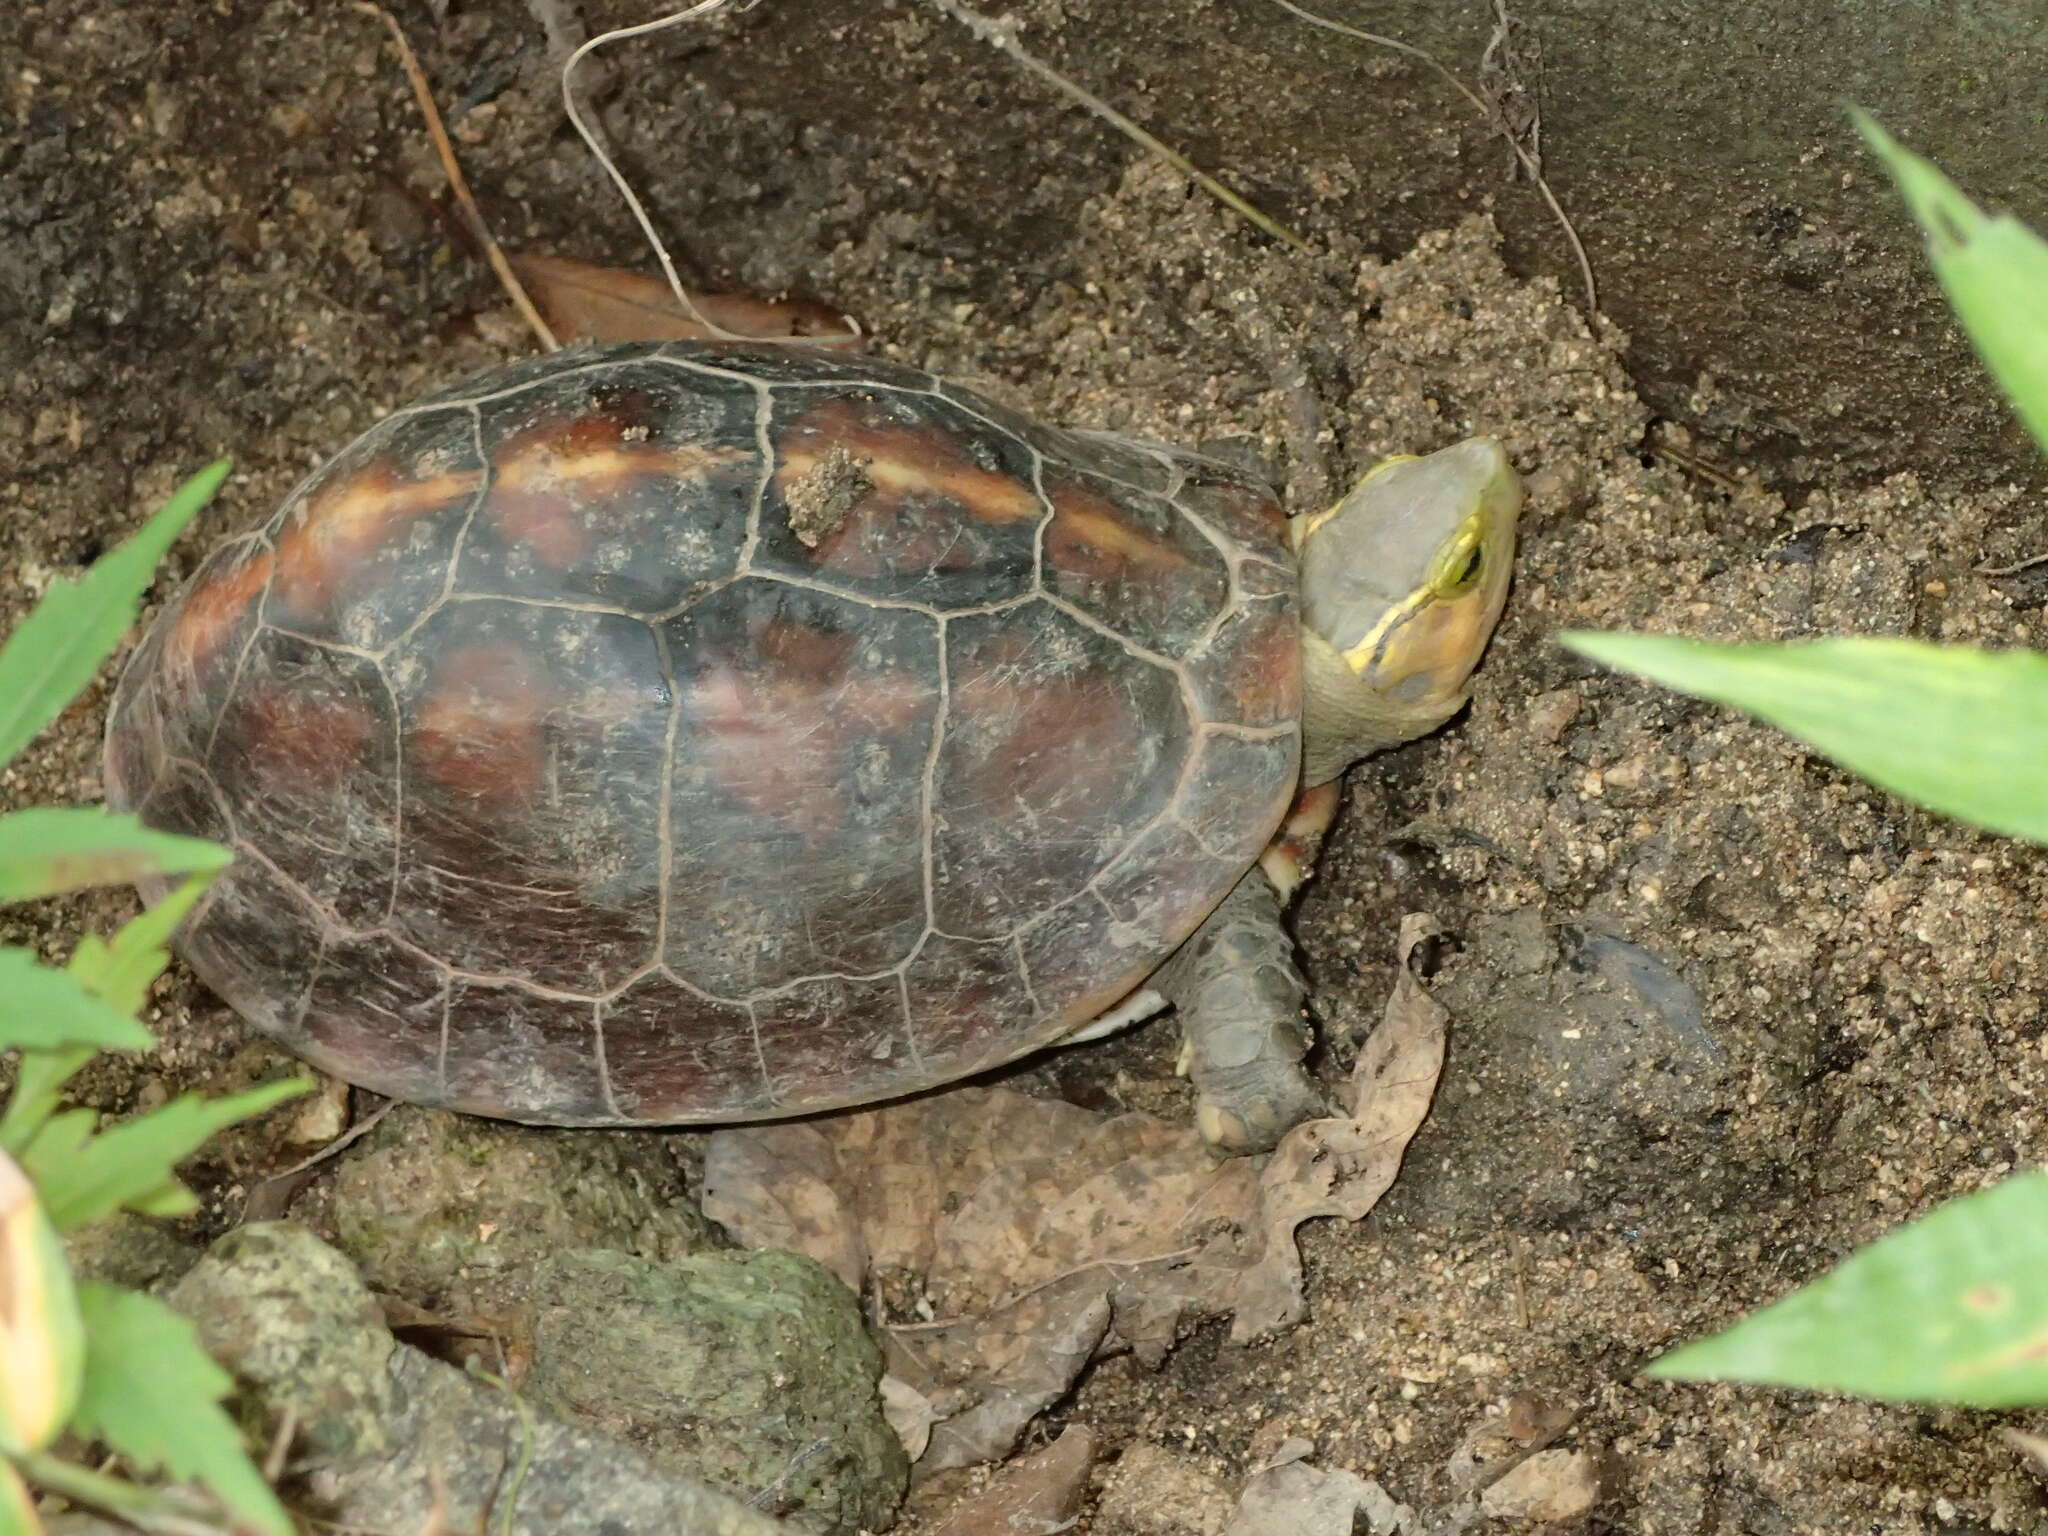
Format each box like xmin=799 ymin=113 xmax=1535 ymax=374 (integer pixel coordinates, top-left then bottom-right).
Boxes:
xmin=5 ymin=1 xmax=2047 ymax=1532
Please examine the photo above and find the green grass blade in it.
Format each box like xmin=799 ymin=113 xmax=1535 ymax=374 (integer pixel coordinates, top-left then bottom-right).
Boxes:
xmin=28 ymin=1077 xmax=310 ymax=1233
xmin=0 ymin=809 xmax=229 ymax=903
xmin=1560 ymin=633 xmax=2048 ymax=845
xmin=1649 ymin=1170 xmax=2048 ymax=1406
xmin=1853 ymin=111 xmax=2048 ymax=457
xmin=0 ymin=459 xmax=229 ymax=775
xmin=0 ymin=951 xmax=154 ymax=1055
xmin=71 ymin=1283 xmax=292 ymax=1535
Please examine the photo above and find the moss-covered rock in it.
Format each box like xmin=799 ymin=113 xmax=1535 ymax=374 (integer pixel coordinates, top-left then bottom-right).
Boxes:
xmin=324 ymin=1105 xmax=714 ymax=1308
xmin=61 ymin=1210 xmax=198 ymax=1292
xmin=163 ymin=1222 xmax=792 ymax=1535
xmin=168 ymin=1221 xmax=395 ymax=1465
xmin=524 ymin=1247 xmax=907 ymax=1534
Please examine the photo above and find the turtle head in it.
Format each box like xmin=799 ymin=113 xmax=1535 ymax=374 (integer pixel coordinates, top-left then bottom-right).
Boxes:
xmin=1292 ymin=437 xmax=1522 ymax=785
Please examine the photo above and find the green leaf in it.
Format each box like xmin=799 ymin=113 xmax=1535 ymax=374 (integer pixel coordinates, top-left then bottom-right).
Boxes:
xmin=69 ymin=874 xmax=209 ymax=1016
xmin=0 ymin=950 xmax=154 ymax=1055
xmin=0 ymin=459 xmax=230 ymax=776
xmin=0 ymin=809 xmax=229 ymax=903
xmin=1853 ymin=111 xmax=2048 ymax=458
xmin=0 ymin=880 xmax=208 ymax=1159
xmin=71 ymin=1283 xmax=291 ymax=1536
xmin=1650 ymin=1169 xmax=2048 ymax=1406
xmin=25 ymin=1077 xmax=311 ymax=1234
xmin=1559 ymin=633 xmax=2048 ymax=845
xmin=0 ymin=1053 xmax=93 ymax=1164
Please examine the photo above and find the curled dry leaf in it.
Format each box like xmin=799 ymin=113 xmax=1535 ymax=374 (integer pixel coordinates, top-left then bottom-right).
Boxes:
xmin=505 ymin=252 xmax=859 ymax=347
xmin=702 ymin=914 xmax=1451 ymax=1468
xmin=1228 ymin=912 xmax=1450 ymax=1341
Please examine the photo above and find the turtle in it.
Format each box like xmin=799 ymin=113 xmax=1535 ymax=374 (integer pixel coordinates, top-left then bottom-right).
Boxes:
xmin=103 ymin=340 xmax=1520 ymax=1152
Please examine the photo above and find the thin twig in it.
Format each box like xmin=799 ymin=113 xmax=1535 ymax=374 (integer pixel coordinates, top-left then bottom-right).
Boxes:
xmin=12 ymin=1450 xmax=240 ymax=1536
xmin=923 ymin=0 xmax=1312 ymax=254
xmin=468 ymin=1367 xmax=538 ymax=1536
xmin=356 ymin=4 xmax=560 ymax=351
xmin=241 ymin=1096 xmax=394 ymax=1223
xmin=746 ymin=1437 xmax=832 ymax=1510
xmin=261 ymin=1406 xmax=300 ymax=1485
xmin=1264 ymin=0 xmax=1598 ymax=317
xmin=1976 ymin=550 xmax=2048 ymax=577
xmin=888 ymin=1243 xmax=1204 ymax=1333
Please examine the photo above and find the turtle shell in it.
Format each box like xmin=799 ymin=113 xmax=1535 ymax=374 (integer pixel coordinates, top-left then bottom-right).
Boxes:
xmin=104 ymin=342 xmax=1301 ymax=1124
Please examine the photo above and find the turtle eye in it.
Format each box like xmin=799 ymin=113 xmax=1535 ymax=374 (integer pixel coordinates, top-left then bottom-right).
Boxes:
xmin=1430 ymin=532 xmax=1486 ymax=597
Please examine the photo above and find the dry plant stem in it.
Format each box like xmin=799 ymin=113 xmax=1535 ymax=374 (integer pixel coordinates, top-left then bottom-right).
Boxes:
xmin=12 ymin=1450 xmax=238 ymax=1536
xmin=562 ymin=1 xmax=770 ymax=343
xmin=1264 ymin=0 xmax=1598 ymax=317
xmin=922 ymin=0 xmax=1313 ymax=254
xmin=355 ymin=4 xmax=560 ymax=351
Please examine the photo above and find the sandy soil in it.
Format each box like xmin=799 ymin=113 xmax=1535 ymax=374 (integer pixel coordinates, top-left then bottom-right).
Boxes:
xmin=4 ymin=2 xmax=2045 ymax=1532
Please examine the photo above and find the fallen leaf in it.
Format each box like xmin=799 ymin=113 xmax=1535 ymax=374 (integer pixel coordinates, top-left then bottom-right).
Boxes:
xmin=1225 ymin=1459 xmax=1414 ymax=1536
xmin=1229 ymin=913 xmax=1450 ymax=1342
xmin=1476 ymin=1449 xmax=1602 ymax=1522
xmin=880 ymin=1374 xmax=938 ymax=1463
xmin=703 ymin=914 xmax=1452 ymax=1467
xmin=886 ymin=1272 xmax=1112 ymax=1472
xmin=927 ymin=1424 xmax=1096 ymax=1535
xmin=505 ymin=251 xmax=858 ymax=346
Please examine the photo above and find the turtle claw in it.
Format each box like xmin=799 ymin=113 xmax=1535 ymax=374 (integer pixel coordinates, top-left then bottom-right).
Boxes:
xmin=1195 ymin=1070 xmax=1326 ymax=1154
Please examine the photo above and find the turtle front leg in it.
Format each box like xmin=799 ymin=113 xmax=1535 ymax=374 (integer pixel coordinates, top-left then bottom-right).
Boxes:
xmin=1154 ymin=866 xmax=1324 ymax=1153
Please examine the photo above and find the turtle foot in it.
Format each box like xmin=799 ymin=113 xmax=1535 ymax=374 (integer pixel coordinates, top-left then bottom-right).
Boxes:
xmin=1193 ymin=1062 xmax=1326 ymax=1153
xmin=1155 ymin=867 xmax=1324 ymax=1156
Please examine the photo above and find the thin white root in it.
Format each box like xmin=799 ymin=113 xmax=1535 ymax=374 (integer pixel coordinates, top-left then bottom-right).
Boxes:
xmin=562 ymin=0 xmax=857 ymax=345
xmin=923 ymin=0 xmax=1313 ymax=254
xmin=1264 ymin=0 xmax=1599 ymax=318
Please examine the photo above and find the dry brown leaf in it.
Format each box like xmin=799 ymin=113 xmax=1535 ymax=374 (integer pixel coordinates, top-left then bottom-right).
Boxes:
xmin=1229 ymin=913 xmax=1450 ymax=1342
xmin=927 ymin=1424 xmax=1096 ymax=1535
xmin=886 ymin=1271 xmax=1112 ymax=1472
xmin=505 ymin=251 xmax=859 ymax=346
xmin=880 ymin=1374 xmax=939 ymax=1463
xmin=703 ymin=914 xmax=1452 ymax=1467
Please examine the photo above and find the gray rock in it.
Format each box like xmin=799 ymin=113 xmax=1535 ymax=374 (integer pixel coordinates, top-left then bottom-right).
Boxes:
xmin=166 ymin=1221 xmax=792 ymax=1536
xmin=525 ymin=1247 xmax=907 ymax=1535
xmin=310 ymin=1347 xmax=794 ymax=1536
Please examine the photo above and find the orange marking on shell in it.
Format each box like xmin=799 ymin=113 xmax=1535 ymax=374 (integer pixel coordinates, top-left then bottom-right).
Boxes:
xmin=165 ymin=547 xmax=275 ymax=674
xmin=271 ymin=461 xmax=482 ymax=618
xmin=238 ymin=687 xmax=375 ymax=786
xmin=487 ymin=415 xmax=747 ymax=570
xmin=1044 ymin=478 xmax=1196 ymax=581
xmin=774 ymin=399 xmax=1039 ymax=550
xmin=412 ymin=643 xmax=554 ymax=806
xmin=689 ymin=621 xmax=928 ymax=839
xmin=1221 ymin=606 xmax=1299 ymax=726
